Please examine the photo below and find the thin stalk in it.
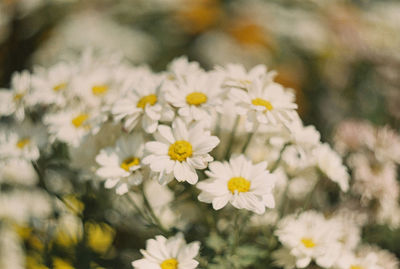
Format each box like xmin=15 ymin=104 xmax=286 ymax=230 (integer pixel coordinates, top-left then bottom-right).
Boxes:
xmin=141 ymin=186 xmax=170 ymax=235
xmin=270 ymin=142 xmax=290 ymax=172
xmin=224 ymin=116 xmax=240 ymax=160
xmin=301 ymin=177 xmax=321 ymax=212
xmin=241 ymin=123 xmax=259 ymax=154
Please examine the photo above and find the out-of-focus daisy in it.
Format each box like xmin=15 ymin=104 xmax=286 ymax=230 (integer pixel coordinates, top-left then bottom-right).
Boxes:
xmin=165 ymin=72 xmax=224 ymax=122
xmin=0 ymin=71 xmax=31 ymax=121
xmin=0 ymin=158 xmax=38 ymax=186
xmin=334 ymin=250 xmax=382 ymax=269
xmin=358 ymin=245 xmax=399 ymax=269
xmin=197 ymin=154 xmax=276 ymax=214
xmin=313 ymin=143 xmax=349 ymax=192
xmin=275 ymin=211 xmax=342 ymax=268
xmin=0 ymin=121 xmax=47 ymax=161
xmin=167 ymin=56 xmax=203 ymax=80
xmin=72 ymin=67 xmax=119 ymax=108
xmin=30 ymin=62 xmax=75 ymax=107
xmin=44 ymin=108 xmax=103 ymax=147
xmin=217 ymin=63 xmax=275 ymax=89
xmin=95 ymin=134 xmax=145 ymax=195
xmin=112 ymin=71 xmax=173 ymax=133
xmin=230 ymin=79 xmax=298 ymax=130
xmin=131 ymin=233 xmax=200 ymax=269
xmin=143 ymin=118 xmax=219 ymax=185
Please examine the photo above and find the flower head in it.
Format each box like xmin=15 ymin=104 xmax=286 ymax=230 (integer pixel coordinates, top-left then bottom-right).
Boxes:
xmin=197 ymin=154 xmax=276 ymax=214
xmin=143 ymin=118 xmax=219 ymax=184
xmin=132 ymin=233 xmax=200 ymax=269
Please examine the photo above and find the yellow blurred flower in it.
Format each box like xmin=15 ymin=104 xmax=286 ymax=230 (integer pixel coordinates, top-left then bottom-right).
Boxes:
xmin=53 ymin=257 xmax=75 ymax=269
xmin=175 ymin=0 xmax=221 ymax=34
xmin=85 ymin=222 xmax=115 ymax=254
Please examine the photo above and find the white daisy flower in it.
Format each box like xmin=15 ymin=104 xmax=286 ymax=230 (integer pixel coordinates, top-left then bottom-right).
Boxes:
xmin=165 ymin=72 xmax=224 ymax=122
xmin=217 ymin=63 xmax=276 ymax=89
xmin=275 ymin=211 xmax=342 ymax=268
xmin=0 ymin=71 xmax=31 ymax=121
xmin=167 ymin=56 xmax=203 ymax=80
xmin=313 ymin=143 xmax=349 ymax=192
xmin=30 ymin=62 xmax=75 ymax=107
xmin=131 ymin=233 xmax=200 ymax=269
xmin=112 ymin=71 xmax=173 ymax=133
xmin=143 ymin=118 xmax=220 ymax=185
xmin=72 ymin=67 xmax=119 ymax=109
xmin=197 ymin=154 xmax=276 ymax=214
xmin=229 ymin=78 xmax=298 ymax=130
xmin=44 ymin=108 xmax=103 ymax=147
xmin=95 ymin=134 xmax=145 ymax=195
xmin=0 ymin=121 xmax=47 ymax=161
xmin=335 ymin=250 xmax=382 ymax=269
xmin=0 ymin=158 xmax=38 ymax=186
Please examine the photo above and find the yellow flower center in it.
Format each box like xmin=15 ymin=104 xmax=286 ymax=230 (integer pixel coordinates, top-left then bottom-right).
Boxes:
xmin=186 ymin=92 xmax=207 ymax=106
xmin=53 ymin=83 xmax=67 ymax=92
xmin=71 ymin=114 xmax=89 ymax=128
xmin=92 ymin=85 xmax=108 ymax=96
xmin=136 ymin=94 xmax=158 ymax=109
xmin=350 ymin=266 xmax=364 ymax=269
xmin=16 ymin=138 xmax=30 ymax=149
xmin=227 ymin=177 xmax=251 ymax=194
xmin=301 ymin=238 xmax=316 ymax=248
xmin=251 ymin=98 xmax=274 ymax=111
xmin=168 ymin=140 xmax=193 ymax=162
xmin=160 ymin=258 xmax=178 ymax=269
xmin=13 ymin=93 xmax=24 ymax=101
xmin=120 ymin=157 xmax=140 ymax=172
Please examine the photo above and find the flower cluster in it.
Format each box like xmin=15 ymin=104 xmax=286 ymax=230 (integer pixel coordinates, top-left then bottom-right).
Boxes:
xmin=0 ymin=51 xmax=398 ymax=269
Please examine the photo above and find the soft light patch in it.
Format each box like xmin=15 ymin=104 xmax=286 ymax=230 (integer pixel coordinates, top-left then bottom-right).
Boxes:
xmin=53 ymin=83 xmax=67 ymax=92
xmin=120 ymin=157 xmax=140 ymax=172
xmin=350 ymin=266 xmax=364 ymax=269
xmin=71 ymin=114 xmax=89 ymax=128
xmin=301 ymin=238 xmax=316 ymax=248
xmin=16 ymin=138 xmax=30 ymax=149
xmin=168 ymin=140 xmax=193 ymax=162
xmin=228 ymin=177 xmax=251 ymax=194
xmin=137 ymin=94 xmax=158 ymax=109
xmin=186 ymin=92 xmax=207 ymax=106
xmin=251 ymin=98 xmax=273 ymax=111
xmin=92 ymin=85 xmax=108 ymax=96
xmin=160 ymin=258 xmax=178 ymax=269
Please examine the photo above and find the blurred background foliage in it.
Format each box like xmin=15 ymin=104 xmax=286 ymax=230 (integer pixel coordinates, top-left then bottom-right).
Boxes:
xmin=0 ymin=0 xmax=399 ymax=268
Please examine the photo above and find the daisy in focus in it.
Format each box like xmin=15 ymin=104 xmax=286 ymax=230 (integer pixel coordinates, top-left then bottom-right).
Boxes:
xmin=131 ymin=233 xmax=200 ymax=269
xmin=197 ymin=154 xmax=276 ymax=214
xmin=165 ymin=72 xmax=224 ymax=122
xmin=229 ymin=78 xmax=298 ymax=130
xmin=143 ymin=118 xmax=220 ymax=184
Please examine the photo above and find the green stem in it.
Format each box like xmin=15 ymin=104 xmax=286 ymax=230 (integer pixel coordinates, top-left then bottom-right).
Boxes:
xmin=141 ymin=186 xmax=170 ymax=235
xmin=270 ymin=142 xmax=290 ymax=172
xmin=224 ymin=116 xmax=240 ymax=160
xmin=241 ymin=123 xmax=259 ymax=154
xmin=301 ymin=177 xmax=321 ymax=212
